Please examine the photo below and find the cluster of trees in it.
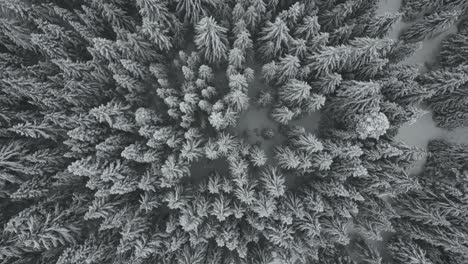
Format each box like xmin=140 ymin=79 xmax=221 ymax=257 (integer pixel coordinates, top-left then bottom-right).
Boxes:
xmin=388 ymin=140 xmax=468 ymax=264
xmin=400 ymin=0 xmax=468 ymax=129
xmin=0 ymin=0 xmax=467 ymax=264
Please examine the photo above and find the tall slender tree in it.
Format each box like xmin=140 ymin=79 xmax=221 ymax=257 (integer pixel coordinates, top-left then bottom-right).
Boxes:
xmin=194 ymin=16 xmax=229 ymax=64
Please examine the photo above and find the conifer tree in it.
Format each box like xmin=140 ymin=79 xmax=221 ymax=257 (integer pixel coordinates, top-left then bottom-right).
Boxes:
xmin=400 ymin=9 xmax=462 ymax=42
xmin=279 ymin=79 xmax=311 ymax=105
xmin=400 ymin=0 xmax=443 ymax=20
xmin=440 ymin=32 xmax=468 ymax=66
xmin=271 ymin=105 xmax=296 ymax=125
xmin=176 ymin=0 xmax=217 ymax=24
xmin=319 ymin=0 xmax=358 ymax=31
xmin=224 ymin=89 xmax=250 ymax=112
xmin=258 ymin=17 xmax=294 ymax=60
xmin=294 ymin=15 xmax=320 ymax=41
xmin=194 ymin=16 xmax=229 ymax=64
xmin=422 ymin=66 xmax=468 ymax=128
xmin=326 ymin=80 xmax=382 ymax=123
xmin=387 ymin=237 xmax=433 ymax=264
xmin=387 ymin=40 xmax=422 ymax=63
xmin=256 ymin=90 xmax=273 ymax=107
xmin=228 ymin=48 xmax=245 ymax=69
xmin=365 ymin=13 xmax=401 ymax=38
xmin=276 ymin=54 xmax=301 ymax=84
xmin=260 ymin=166 xmax=286 ymax=198
xmin=307 ymin=37 xmax=394 ymax=77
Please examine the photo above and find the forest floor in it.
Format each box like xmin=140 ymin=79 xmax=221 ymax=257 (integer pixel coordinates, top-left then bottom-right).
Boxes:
xmin=226 ymin=63 xmax=286 ymax=160
xmin=191 ymin=60 xmax=321 ymax=179
xmin=226 ymin=63 xmax=321 ymax=160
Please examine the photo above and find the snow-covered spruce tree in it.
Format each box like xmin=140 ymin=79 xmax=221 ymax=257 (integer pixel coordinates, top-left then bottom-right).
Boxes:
xmin=0 ymin=1 xmax=434 ymax=264
xmin=388 ymin=140 xmax=468 ymax=264
xmin=194 ymin=16 xmax=229 ymax=65
xmin=399 ymin=0 xmax=444 ymax=21
xmin=399 ymin=9 xmax=462 ymax=43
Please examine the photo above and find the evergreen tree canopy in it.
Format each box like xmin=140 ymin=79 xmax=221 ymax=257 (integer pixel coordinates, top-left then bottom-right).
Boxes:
xmin=0 ymin=0 xmax=466 ymax=264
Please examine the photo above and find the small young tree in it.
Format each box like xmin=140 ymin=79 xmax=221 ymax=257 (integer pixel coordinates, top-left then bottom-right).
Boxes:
xmin=256 ymin=90 xmax=273 ymax=107
xmin=262 ymin=128 xmax=275 ymax=139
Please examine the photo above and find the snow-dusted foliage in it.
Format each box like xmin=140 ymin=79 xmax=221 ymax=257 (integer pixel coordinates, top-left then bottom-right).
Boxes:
xmin=0 ymin=0 xmax=466 ymax=264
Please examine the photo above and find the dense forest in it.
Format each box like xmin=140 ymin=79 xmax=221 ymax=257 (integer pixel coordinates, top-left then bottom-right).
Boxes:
xmin=0 ymin=0 xmax=467 ymax=263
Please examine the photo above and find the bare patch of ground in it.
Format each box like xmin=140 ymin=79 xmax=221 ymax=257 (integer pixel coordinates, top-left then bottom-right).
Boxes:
xmin=226 ymin=63 xmax=285 ymax=161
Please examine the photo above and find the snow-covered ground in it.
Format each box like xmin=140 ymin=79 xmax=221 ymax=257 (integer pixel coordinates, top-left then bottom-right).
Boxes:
xmin=229 ymin=62 xmax=321 ymax=161
xmin=228 ymin=64 xmax=286 ymax=160
xmin=397 ymin=113 xmax=468 ymax=174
